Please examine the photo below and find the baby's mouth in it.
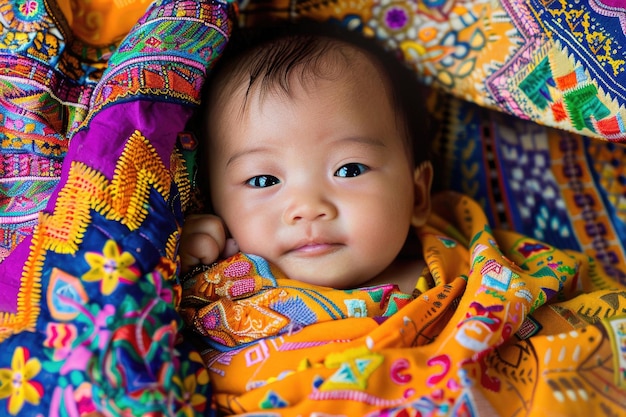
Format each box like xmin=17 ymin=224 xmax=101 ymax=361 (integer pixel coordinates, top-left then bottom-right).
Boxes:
xmin=288 ymin=240 xmax=343 ymax=257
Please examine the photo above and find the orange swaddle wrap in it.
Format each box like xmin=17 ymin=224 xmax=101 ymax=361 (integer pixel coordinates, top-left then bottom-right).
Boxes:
xmin=181 ymin=191 xmax=626 ymax=416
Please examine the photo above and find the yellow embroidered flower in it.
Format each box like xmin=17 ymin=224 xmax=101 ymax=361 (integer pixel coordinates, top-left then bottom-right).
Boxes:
xmin=83 ymin=239 xmax=139 ymax=295
xmin=173 ymin=351 xmax=209 ymax=416
xmin=0 ymin=347 xmax=43 ymax=415
xmin=181 ymin=372 xmax=208 ymax=414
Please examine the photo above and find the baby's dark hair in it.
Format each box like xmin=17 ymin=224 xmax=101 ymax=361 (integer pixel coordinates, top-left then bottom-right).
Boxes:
xmin=199 ymin=20 xmax=432 ymax=167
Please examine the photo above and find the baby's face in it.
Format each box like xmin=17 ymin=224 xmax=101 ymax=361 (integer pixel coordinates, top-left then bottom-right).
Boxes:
xmin=207 ymin=52 xmax=419 ymax=289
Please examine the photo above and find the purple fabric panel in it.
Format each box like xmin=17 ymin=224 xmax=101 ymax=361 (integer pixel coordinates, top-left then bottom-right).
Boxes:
xmin=0 ymin=100 xmax=194 ymax=313
xmin=68 ymin=101 xmax=193 ymax=179
xmin=46 ymin=100 xmax=194 ymax=208
xmin=0 ymin=240 xmax=28 ymax=313
xmin=596 ymin=0 xmax=624 ymax=8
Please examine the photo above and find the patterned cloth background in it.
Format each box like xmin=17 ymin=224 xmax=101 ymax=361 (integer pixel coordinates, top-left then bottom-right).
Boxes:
xmin=430 ymin=92 xmax=626 ymax=287
xmin=0 ymin=0 xmax=625 ymax=415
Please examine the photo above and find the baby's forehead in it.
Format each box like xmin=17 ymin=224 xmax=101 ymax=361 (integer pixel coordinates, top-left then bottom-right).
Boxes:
xmin=210 ymin=37 xmax=390 ymax=107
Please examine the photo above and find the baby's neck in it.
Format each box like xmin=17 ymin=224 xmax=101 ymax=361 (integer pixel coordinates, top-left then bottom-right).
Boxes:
xmin=362 ymin=258 xmax=425 ymax=294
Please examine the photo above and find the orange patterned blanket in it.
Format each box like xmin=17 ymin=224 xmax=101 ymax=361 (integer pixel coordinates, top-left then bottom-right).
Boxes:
xmin=181 ymin=191 xmax=626 ymax=415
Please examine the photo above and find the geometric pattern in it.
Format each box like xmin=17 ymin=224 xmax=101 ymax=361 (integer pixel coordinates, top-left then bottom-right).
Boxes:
xmin=431 ymin=92 xmax=626 ymax=285
xmin=196 ymin=193 xmax=626 ymax=415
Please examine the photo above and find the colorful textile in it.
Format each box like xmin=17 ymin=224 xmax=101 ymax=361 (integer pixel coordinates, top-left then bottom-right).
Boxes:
xmin=180 ymin=253 xmax=415 ymax=349
xmin=0 ymin=0 xmax=148 ymax=260
xmin=240 ymin=0 xmax=626 ymax=141
xmin=181 ymin=191 xmax=626 ymax=416
xmin=59 ymin=0 xmax=157 ymax=46
xmin=429 ymin=91 xmax=626 ymax=287
xmin=0 ymin=0 xmax=625 ymax=416
xmin=0 ymin=0 xmax=235 ymax=415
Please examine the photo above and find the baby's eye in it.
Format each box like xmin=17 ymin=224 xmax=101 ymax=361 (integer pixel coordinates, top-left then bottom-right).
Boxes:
xmin=335 ymin=163 xmax=369 ymax=178
xmin=246 ymin=175 xmax=280 ymax=188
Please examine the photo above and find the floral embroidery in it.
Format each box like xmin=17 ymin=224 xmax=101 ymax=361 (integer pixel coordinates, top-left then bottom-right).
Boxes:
xmin=83 ymin=239 xmax=140 ymax=295
xmin=0 ymin=347 xmax=43 ymax=415
xmin=18 ymin=0 xmax=38 ymax=17
xmin=384 ymin=6 xmax=409 ymax=30
xmin=173 ymin=351 xmax=210 ymax=416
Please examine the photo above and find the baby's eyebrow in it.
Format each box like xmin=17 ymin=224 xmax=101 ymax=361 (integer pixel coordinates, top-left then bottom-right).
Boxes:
xmin=334 ymin=136 xmax=387 ymax=148
xmin=225 ymin=137 xmax=385 ymax=167
xmin=226 ymin=146 xmax=273 ymax=167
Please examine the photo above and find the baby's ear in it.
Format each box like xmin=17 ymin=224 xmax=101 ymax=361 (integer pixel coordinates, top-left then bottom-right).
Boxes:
xmin=411 ymin=161 xmax=433 ymax=227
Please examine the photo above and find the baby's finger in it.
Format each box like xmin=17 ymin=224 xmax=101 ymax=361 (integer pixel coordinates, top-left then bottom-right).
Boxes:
xmin=222 ymin=238 xmax=239 ymax=258
xmin=184 ymin=215 xmax=228 ymax=249
xmin=179 ymin=214 xmax=228 ymax=272
xmin=179 ymin=232 xmax=222 ymax=272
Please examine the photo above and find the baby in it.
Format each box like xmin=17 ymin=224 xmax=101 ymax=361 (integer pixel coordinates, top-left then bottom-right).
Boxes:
xmin=180 ymin=22 xmax=433 ymax=295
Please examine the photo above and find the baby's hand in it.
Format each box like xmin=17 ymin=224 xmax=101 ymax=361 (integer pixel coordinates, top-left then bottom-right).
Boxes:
xmin=179 ymin=214 xmax=239 ymax=273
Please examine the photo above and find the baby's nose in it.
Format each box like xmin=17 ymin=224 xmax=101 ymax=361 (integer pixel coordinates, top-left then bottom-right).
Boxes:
xmin=283 ymin=189 xmax=338 ymax=224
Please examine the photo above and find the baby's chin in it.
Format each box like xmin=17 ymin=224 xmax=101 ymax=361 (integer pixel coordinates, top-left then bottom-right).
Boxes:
xmin=278 ymin=265 xmax=378 ymax=290
xmin=261 ymin=249 xmax=394 ymax=289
